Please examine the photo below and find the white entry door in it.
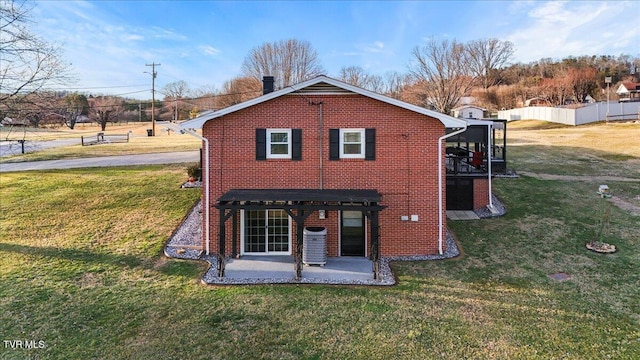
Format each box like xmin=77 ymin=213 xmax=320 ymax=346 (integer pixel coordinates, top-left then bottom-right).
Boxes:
xmin=241 ymin=209 xmax=291 ymax=255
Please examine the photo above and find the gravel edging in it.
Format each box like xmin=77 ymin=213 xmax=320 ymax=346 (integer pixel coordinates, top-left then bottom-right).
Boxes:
xmin=165 ymin=200 xmax=461 ymax=286
xmin=474 ymin=194 xmax=507 ymax=218
xmin=163 ymin=200 xmax=203 ymax=260
xmin=199 ymin=233 xmax=458 ymax=286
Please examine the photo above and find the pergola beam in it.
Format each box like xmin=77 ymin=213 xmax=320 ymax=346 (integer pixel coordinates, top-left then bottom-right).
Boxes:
xmin=213 ymin=190 xmax=386 ymax=280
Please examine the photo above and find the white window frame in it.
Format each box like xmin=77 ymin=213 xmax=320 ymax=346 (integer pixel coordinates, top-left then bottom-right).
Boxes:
xmin=339 ymin=128 xmax=365 ymax=159
xmin=266 ymin=129 xmax=291 ymax=159
xmin=240 ymin=209 xmax=292 ymax=255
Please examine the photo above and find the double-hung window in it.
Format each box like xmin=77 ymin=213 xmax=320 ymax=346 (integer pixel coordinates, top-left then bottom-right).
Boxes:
xmin=267 ymin=129 xmax=291 ymax=159
xmin=256 ymin=128 xmax=302 ymax=161
xmin=329 ymin=128 xmax=375 ymax=160
xmin=340 ymin=129 xmax=365 ymax=158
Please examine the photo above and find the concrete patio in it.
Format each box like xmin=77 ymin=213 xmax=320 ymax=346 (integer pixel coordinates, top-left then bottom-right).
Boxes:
xmin=200 ymin=255 xmax=396 ymax=286
xmin=164 ymin=200 xmax=469 ymax=286
xmin=223 ymin=256 xmax=373 ymax=281
xmin=446 ymin=210 xmax=480 ymax=220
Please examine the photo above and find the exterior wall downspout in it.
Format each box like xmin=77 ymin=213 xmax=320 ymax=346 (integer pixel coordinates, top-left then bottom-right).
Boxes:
xmin=167 ymin=123 xmax=211 ymax=255
xmin=487 ymin=123 xmax=494 ymax=211
xmin=438 ymin=125 xmax=467 ymax=254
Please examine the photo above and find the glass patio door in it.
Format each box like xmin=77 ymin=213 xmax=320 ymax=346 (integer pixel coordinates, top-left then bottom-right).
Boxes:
xmin=242 ymin=209 xmax=290 ymax=254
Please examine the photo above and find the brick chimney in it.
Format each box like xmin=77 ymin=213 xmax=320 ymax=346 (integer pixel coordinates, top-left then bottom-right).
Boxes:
xmin=263 ymin=76 xmax=275 ymax=95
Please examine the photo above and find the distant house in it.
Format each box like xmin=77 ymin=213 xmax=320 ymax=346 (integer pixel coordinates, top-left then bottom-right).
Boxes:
xmin=179 ymin=75 xmax=503 ymax=279
xmin=525 ymin=97 xmax=551 ymax=107
xmin=616 ymin=82 xmax=640 ymax=102
xmin=452 ymin=105 xmax=486 ymax=119
xmin=1 ymin=117 xmax=29 ymax=126
xmin=584 ymin=94 xmax=596 ymax=103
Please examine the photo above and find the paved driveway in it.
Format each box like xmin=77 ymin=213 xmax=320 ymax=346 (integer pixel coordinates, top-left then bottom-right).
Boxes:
xmin=0 ymin=151 xmax=199 ymax=172
xmin=0 ymin=138 xmax=82 ymax=158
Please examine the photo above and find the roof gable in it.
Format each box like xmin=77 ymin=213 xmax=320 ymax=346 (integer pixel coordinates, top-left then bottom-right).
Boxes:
xmin=452 ymin=105 xmax=486 ymax=111
xmin=617 ymin=82 xmax=640 ymax=93
xmin=180 ymin=75 xmax=467 ymax=129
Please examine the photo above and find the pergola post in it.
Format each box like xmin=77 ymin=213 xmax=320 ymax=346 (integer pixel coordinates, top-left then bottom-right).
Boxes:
xmin=217 ymin=204 xmax=234 ymax=277
xmin=218 ymin=208 xmax=226 ymax=277
xmin=294 ymin=209 xmax=305 ymax=280
xmin=283 ymin=206 xmax=312 ymax=281
xmin=215 ymin=190 xmax=386 ymax=281
xmin=231 ymin=211 xmax=238 ymax=257
xmin=365 ymin=208 xmax=381 ymax=279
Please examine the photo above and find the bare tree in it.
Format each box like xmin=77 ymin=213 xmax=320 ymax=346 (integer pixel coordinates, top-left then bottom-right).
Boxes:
xmin=566 ymin=67 xmax=598 ymax=103
xmin=190 ymin=85 xmax=218 ymax=112
xmin=216 ymin=76 xmax=262 ymax=108
xmin=0 ymin=0 xmax=73 ymax=103
xmin=383 ymin=71 xmax=411 ymax=99
xmin=59 ymin=93 xmax=89 ymax=129
xmin=465 ymin=38 xmax=514 ymax=89
xmin=408 ymin=38 xmax=476 ymax=114
xmin=337 ymin=66 xmax=384 ymax=93
xmin=90 ymin=96 xmax=124 ymax=131
xmin=241 ymin=39 xmax=324 ymax=89
xmin=338 ymin=66 xmax=369 ymax=87
xmin=162 ymin=80 xmax=191 ymax=121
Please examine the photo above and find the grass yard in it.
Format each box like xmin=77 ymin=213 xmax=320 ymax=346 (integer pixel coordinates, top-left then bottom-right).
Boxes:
xmin=0 ymin=123 xmax=201 ymax=162
xmin=507 ymin=121 xmax=640 ymax=180
xmin=1 ymin=122 xmax=639 ymax=359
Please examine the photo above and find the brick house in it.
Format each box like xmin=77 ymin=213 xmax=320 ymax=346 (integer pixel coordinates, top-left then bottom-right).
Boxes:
xmin=180 ymin=75 xmax=490 ymax=279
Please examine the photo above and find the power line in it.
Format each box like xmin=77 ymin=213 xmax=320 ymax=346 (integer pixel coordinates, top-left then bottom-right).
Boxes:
xmin=51 ymin=84 xmax=148 ymax=90
xmin=1 ymin=89 xmax=265 ymax=113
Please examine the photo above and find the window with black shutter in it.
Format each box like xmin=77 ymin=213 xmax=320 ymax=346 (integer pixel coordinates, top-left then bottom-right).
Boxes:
xmin=329 ymin=128 xmax=375 ymax=160
xmin=256 ymin=128 xmax=301 ymax=160
xmin=256 ymin=128 xmax=266 ymax=160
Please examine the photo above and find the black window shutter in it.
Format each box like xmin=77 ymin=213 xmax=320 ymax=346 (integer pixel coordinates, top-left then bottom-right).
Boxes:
xmin=256 ymin=128 xmax=266 ymax=160
xmin=291 ymin=129 xmax=302 ymax=160
xmin=329 ymin=129 xmax=339 ymax=160
xmin=365 ymin=128 xmax=376 ymax=160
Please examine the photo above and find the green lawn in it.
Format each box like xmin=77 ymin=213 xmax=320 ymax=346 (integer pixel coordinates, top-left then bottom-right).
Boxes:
xmin=1 ymin=123 xmax=639 ymax=359
xmin=0 ymin=123 xmax=202 ymax=163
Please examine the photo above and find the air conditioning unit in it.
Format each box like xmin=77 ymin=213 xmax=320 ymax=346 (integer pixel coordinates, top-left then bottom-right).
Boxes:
xmin=303 ymin=227 xmax=327 ymax=266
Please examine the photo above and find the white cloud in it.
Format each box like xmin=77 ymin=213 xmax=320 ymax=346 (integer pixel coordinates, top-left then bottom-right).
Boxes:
xmin=150 ymin=26 xmax=188 ymax=41
xmin=199 ymin=45 xmax=221 ymax=56
xmin=122 ymin=34 xmax=144 ymax=42
xmin=505 ymin=1 xmax=639 ymax=62
xmin=362 ymin=41 xmax=385 ymax=53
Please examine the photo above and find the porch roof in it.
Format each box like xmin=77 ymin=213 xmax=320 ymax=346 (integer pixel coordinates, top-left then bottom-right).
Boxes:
xmin=218 ymin=189 xmax=382 ymax=203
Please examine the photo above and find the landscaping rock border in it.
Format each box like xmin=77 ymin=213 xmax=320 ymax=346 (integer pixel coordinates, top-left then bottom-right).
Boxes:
xmin=165 ymin=200 xmax=461 ymax=285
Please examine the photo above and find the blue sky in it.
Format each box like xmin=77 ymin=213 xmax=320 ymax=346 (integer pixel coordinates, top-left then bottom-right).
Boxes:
xmin=33 ymin=0 xmax=640 ymax=100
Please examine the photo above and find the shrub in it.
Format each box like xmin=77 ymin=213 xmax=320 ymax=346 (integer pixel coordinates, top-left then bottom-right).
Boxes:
xmin=186 ymin=163 xmax=201 ymax=181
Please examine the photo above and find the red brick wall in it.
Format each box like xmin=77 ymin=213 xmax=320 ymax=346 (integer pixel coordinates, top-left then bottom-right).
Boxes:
xmin=473 ymin=178 xmax=490 ymax=210
xmin=202 ymin=94 xmax=448 ymax=256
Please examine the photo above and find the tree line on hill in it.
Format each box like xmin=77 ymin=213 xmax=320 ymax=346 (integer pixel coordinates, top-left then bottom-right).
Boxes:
xmin=1 ymin=0 xmax=638 ymax=131
xmin=160 ymin=39 xmax=639 ymax=123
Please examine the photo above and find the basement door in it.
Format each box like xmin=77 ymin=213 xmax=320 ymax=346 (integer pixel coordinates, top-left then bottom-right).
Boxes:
xmin=341 ymin=211 xmax=365 ymax=256
xmin=446 ymin=178 xmax=474 ymax=210
xmin=241 ymin=209 xmax=291 ymax=255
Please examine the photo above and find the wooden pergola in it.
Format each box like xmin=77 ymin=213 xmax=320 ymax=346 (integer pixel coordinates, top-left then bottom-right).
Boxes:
xmin=214 ymin=189 xmax=386 ymax=280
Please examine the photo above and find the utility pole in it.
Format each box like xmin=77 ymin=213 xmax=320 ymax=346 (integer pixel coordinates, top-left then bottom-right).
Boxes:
xmin=605 ymin=76 xmax=611 ymax=123
xmin=146 ymin=63 xmax=161 ymax=136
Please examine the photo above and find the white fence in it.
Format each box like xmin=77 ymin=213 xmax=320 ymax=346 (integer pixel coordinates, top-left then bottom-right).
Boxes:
xmin=498 ymin=102 xmax=640 ymax=126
